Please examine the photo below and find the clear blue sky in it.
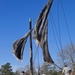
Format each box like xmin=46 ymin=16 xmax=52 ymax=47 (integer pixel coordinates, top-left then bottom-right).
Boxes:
xmin=0 ymin=0 xmax=75 ymax=71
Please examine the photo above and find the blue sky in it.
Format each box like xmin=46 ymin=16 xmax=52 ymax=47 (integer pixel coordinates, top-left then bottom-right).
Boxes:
xmin=0 ymin=0 xmax=75 ymax=71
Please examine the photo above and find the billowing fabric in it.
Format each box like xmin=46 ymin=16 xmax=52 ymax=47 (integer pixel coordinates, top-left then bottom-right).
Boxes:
xmin=32 ymin=0 xmax=54 ymax=63
xmin=12 ymin=29 xmax=32 ymax=60
xmin=40 ymin=20 xmax=54 ymax=63
xmin=33 ymin=0 xmax=53 ymax=42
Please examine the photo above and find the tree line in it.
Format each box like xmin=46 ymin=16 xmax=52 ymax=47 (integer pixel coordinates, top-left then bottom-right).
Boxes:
xmin=0 ymin=62 xmax=61 ymax=75
xmin=0 ymin=44 xmax=75 ymax=75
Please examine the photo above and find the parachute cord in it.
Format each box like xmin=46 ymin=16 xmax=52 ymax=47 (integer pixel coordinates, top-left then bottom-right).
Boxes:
xmin=59 ymin=0 xmax=74 ymax=52
xmin=33 ymin=45 xmax=40 ymax=75
xmin=33 ymin=45 xmax=39 ymax=64
xmin=56 ymin=0 xmax=65 ymax=65
xmin=37 ymin=46 xmax=40 ymax=75
xmin=50 ymin=15 xmax=60 ymax=51
xmin=57 ymin=0 xmax=63 ymax=50
xmin=50 ymin=13 xmax=65 ymax=65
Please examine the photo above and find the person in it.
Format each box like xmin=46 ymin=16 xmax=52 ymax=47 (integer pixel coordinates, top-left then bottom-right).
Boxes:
xmin=62 ymin=65 xmax=71 ymax=75
xmin=20 ymin=71 xmax=25 ymax=75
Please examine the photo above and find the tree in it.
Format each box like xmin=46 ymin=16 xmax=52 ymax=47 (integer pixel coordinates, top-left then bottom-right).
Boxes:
xmin=57 ymin=44 xmax=75 ymax=70
xmin=0 ymin=62 xmax=15 ymax=75
xmin=40 ymin=63 xmax=49 ymax=75
xmin=25 ymin=65 xmax=37 ymax=75
xmin=14 ymin=71 xmax=19 ymax=75
xmin=40 ymin=62 xmax=58 ymax=75
xmin=15 ymin=64 xmax=37 ymax=75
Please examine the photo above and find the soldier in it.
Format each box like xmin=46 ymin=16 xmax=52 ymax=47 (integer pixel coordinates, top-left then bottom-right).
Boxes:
xmin=62 ymin=65 xmax=71 ymax=75
xmin=20 ymin=71 xmax=25 ymax=75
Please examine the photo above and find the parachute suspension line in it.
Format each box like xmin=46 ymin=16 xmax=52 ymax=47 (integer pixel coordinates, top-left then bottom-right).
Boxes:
xmin=57 ymin=0 xmax=63 ymax=50
xmin=33 ymin=45 xmax=39 ymax=64
xmin=56 ymin=0 xmax=65 ymax=65
xmin=37 ymin=46 xmax=40 ymax=75
xmin=59 ymin=0 xmax=74 ymax=52
xmin=50 ymin=12 xmax=63 ymax=51
xmin=16 ymin=61 xmax=21 ymax=70
xmin=33 ymin=45 xmax=40 ymax=75
xmin=16 ymin=61 xmax=25 ymax=71
xmin=50 ymin=13 xmax=65 ymax=65
xmin=50 ymin=14 xmax=60 ymax=51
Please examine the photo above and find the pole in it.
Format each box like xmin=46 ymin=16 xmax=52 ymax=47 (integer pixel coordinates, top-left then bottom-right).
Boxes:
xmin=29 ymin=18 xmax=33 ymax=75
